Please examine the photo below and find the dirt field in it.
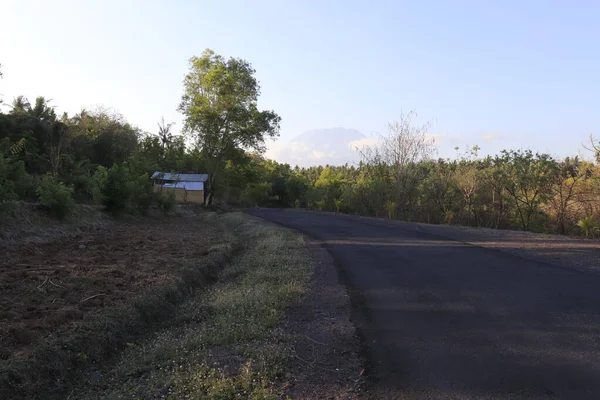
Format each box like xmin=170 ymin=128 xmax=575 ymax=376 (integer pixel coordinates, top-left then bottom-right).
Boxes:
xmin=0 ymin=209 xmax=235 ymax=398
xmin=0 ymin=214 xmax=228 ymax=359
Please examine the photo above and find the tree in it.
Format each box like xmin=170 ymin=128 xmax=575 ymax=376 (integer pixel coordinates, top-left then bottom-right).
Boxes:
xmin=178 ymin=49 xmax=281 ymax=204
xmin=157 ymin=117 xmax=175 ymax=152
xmin=285 ymin=174 xmax=309 ymax=206
xmin=454 ymin=163 xmax=478 ymax=225
xmin=547 ymin=157 xmax=587 ymax=234
xmin=496 ymin=149 xmax=558 ymax=231
xmin=361 ymin=111 xmax=436 ymax=219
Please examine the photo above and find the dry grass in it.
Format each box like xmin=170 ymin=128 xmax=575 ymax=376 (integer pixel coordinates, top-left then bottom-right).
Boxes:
xmin=75 ymin=212 xmax=312 ymax=399
xmin=0 ymin=201 xmax=110 ymax=244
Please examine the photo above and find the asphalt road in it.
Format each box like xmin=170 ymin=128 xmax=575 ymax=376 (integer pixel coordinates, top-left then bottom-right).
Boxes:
xmin=248 ymin=209 xmax=600 ymax=400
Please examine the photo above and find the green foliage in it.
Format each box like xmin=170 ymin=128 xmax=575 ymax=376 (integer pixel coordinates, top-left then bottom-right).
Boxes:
xmin=89 ymin=166 xmax=108 ymax=203
xmin=495 ymin=150 xmax=559 ymax=231
xmin=285 ymin=174 xmax=308 ymax=206
xmin=35 ymin=175 xmax=75 ymax=219
xmin=385 ymin=200 xmax=396 ymax=219
xmin=334 ymin=198 xmax=343 ymax=213
xmin=130 ymin=173 xmax=154 ymax=215
xmin=0 ymin=153 xmax=18 ymax=209
xmin=178 ymin=49 xmax=281 ymax=204
xmin=156 ymin=190 xmax=176 ymax=214
xmin=577 ymin=216 xmax=598 ymax=238
xmin=100 ymin=164 xmax=153 ymax=215
xmin=241 ymin=182 xmax=271 ymax=207
xmin=101 ymin=164 xmax=131 ymax=214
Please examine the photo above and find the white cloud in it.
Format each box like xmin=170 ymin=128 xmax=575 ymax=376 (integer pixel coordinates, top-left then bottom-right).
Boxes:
xmin=425 ymin=133 xmax=446 ymax=145
xmin=288 ymin=141 xmax=310 ymax=153
xmin=264 ymin=140 xmax=310 ymax=160
xmin=348 ymin=137 xmax=380 ymax=152
xmin=482 ymin=134 xmax=497 ymax=143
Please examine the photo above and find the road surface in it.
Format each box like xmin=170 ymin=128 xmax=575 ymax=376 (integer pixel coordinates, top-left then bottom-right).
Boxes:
xmin=248 ymin=209 xmax=600 ymax=400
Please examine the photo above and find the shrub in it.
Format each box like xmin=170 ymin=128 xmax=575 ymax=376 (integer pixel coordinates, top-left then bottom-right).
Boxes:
xmin=101 ymin=164 xmax=155 ymax=215
xmin=130 ymin=173 xmax=154 ymax=215
xmin=156 ymin=190 xmax=176 ymax=214
xmin=89 ymin=166 xmax=108 ymax=204
xmin=36 ymin=175 xmax=75 ymax=219
xmin=0 ymin=154 xmax=17 ymax=210
xmin=577 ymin=216 xmax=598 ymax=238
xmin=241 ymin=182 xmax=272 ymax=207
xmin=9 ymin=159 xmax=35 ymax=200
xmin=101 ymin=164 xmax=132 ymax=215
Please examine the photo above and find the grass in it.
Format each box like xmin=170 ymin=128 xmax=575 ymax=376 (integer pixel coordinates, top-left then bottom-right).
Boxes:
xmin=75 ymin=212 xmax=312 ymax=399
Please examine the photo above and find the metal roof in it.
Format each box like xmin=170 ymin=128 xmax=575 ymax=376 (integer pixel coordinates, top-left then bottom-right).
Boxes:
xmin=159 ymin=181 xmax=204 ymax=191
xmin=151 ymin=171 xmax=208 ymax=182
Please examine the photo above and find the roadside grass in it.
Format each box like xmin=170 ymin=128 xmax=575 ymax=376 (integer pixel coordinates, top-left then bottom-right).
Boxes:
xmin=77 ymin=212 xmax=312 ymax=399
xmin=0 ymin=212 xmax=237 ymax=400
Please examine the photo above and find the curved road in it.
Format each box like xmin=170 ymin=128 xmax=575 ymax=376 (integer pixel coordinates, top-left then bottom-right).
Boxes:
xmin=249 ymin=209 xmax=600 ymax=400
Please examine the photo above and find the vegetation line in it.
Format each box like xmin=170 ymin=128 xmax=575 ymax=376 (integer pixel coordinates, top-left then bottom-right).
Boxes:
xmin=3 ymin=51 xmax=600 ymax=240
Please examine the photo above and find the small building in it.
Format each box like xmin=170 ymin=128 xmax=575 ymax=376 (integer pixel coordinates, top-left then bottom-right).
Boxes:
xmin=151 ymin=171 xmax=209 ymax=205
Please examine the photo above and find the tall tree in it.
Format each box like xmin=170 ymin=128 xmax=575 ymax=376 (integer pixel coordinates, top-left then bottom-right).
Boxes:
xmin=178 ymin=49 xmax=281 ymax=204
xmin=157 ymin=117 xmax=174 ymax=151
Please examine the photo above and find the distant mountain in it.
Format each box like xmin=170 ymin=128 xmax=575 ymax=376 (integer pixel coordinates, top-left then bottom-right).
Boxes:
xmin=266 ymin=128 xmax=374 ymax=167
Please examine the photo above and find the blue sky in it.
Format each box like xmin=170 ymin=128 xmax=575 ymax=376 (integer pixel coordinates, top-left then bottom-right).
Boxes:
xmin=1 ymin=0 xmax=598 ymax=163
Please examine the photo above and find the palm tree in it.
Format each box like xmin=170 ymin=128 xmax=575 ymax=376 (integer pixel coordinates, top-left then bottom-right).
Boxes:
xmin=30 ymin=97 xmax=56 ymax=121
xmin=10 ymin=95 xmax=31 ymax=114
xmin=157 ymin=117 xmax=175 ymax=151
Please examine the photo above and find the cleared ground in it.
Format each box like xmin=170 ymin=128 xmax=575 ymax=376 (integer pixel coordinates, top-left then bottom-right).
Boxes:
xmin=0 ymin=208 xmax=234 ymax=398
xmin=1 ymin=207 xmax=362 ymax=399
xmin=1 ymin=215 xmax=225 ymax=358
xmin=249 ymin=209 xmax=600 ymax=400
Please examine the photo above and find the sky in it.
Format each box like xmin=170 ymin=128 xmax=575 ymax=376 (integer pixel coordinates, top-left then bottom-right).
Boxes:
xmin=1 ymin=0 xmax=599 ymax=163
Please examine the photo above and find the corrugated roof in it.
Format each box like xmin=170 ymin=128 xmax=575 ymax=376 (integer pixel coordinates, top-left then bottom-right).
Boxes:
xmin=151 ymin=171 xmax=208 ymax=182
xmin=159 ymin=181 xmax=204 ymax=191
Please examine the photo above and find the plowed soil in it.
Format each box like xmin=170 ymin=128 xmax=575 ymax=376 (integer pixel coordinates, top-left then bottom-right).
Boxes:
xmin=0 ymin=214 xmax=222 ymax=361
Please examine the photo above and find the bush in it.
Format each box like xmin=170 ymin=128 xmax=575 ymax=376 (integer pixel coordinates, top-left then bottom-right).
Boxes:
xmin=101 ymin=164 xmax=155 ymax=215
xmin=241 ymin=182 xmax=271 ymax=207
xmin=577 ymin=216 xmax=598 ymax=238
xmin=89 ymin=166 xmax=108 ymax=204
xmin=0 ymin=154 xmax=17 ymax=210
xmin=156 ymin=190 xmax=176 ymax=214
xmin=101 ymin=164 xmax=131 ymax=214
xmin=130 ymin=173 xmax=154 ymax=215
xmin=36 ymin=175 xmax=75 ymax=219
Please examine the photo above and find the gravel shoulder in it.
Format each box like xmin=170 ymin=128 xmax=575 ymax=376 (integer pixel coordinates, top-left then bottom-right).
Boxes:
xmin=281 ymin=238 xmax=367 ymax=399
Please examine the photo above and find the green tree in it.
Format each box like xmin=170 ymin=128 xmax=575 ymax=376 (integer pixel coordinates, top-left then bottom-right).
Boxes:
xmin=496 ymin=150 xmax=558 ymax=231
xmin=178 ymin=49 xmax=281 ymax=204
xmin=285 ymin=174 xmax=309 ymax=206
xmin=241 ymin=182 xmax=271 ymax=207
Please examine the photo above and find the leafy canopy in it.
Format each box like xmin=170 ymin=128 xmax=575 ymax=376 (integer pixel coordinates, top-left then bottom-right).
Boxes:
xmin=178 ymin=49 xmax=280 ymax=171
